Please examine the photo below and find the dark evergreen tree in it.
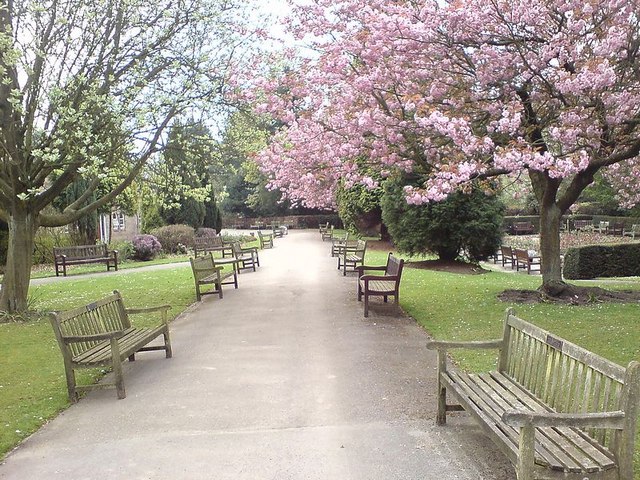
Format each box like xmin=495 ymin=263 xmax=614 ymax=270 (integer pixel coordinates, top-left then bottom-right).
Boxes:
xmin=381 ymin=175 xmax=505 ymax=262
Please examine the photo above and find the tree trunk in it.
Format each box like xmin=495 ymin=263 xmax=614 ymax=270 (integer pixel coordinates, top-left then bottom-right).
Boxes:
xmin=538 ymin=201 xmax=566 ymax=296
xmin=0 ymin=210 xmax=39 ymax=313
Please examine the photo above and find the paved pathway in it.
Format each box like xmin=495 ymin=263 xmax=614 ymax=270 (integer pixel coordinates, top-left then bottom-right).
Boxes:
xmin=0 ymin=230 xmax=514 ymax=479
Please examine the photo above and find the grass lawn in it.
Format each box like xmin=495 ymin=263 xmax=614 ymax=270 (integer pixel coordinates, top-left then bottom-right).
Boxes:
xmin=1 ymin=246 xmax=638 ymax=476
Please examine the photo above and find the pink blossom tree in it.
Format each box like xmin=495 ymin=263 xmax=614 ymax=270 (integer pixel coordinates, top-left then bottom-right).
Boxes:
xmin=242 ymin=0 xmax=640 ymax=296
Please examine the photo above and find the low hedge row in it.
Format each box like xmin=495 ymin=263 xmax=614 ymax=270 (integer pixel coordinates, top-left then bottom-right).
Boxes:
xmin=563 ymin=243 xmax=640 ymax=279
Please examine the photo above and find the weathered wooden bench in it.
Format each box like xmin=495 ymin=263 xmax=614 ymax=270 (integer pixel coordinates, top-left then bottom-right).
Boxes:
xmin=607 ymin=222 xmax=624 ymax=236
xmin=500 ymin=245 xmax=514 ymax=269
xmin=49 ymin=291 xmax=172 ymax=402
xmin=193 ymin=235 xmax=233 ymax=258
xmin=231 ymin=242 xmax=259 ymax=272
xmin=623 ymin=224 xmax=639 ymax=240
xmin=257 ymin=230 xmax=274 ymax=249
xmin=53 ymin=244 xmax=118 ymax=277
xmin=512 ymin=221 xmax=535 ymax=235
xmin=189 ymin=253 xmax=238 ymax=301
xmin=356 ymin=252 xmax=404 ymax=317
xmin=321 ymin=225 xmax=334 ymax=241
xmin=426 ymin=309 xmax=639 ymax=480
xmin=339 ymin=239 xmax=367 ymax=276
xmin=573 ymin=219 xmax=593 ymax=231
xmin=513 ymin=248 xmax=541 ymax=274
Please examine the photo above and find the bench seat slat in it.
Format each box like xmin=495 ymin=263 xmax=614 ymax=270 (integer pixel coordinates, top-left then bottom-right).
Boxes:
xmin=445 ymin=370 xmax=617 ymax=474
xmin=72 ymin=326 xmax=167 ymax=365
xmin=483 ymin=373 xmax=615 ymax=472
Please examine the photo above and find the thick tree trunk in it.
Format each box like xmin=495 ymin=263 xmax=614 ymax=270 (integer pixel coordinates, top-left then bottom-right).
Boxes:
xmin=538 ymin=202 xmax=566 ymax=296
xmin=0 ymin=210 xmax=39 ymax=313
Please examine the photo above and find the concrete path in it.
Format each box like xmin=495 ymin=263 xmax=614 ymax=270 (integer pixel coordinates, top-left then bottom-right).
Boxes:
xmin=0 ymin=230 xmax=514 ymax=479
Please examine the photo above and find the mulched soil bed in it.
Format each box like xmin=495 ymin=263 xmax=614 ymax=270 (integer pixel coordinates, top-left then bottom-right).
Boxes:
xmin=498 ymin=286 xmax=640 ymax=305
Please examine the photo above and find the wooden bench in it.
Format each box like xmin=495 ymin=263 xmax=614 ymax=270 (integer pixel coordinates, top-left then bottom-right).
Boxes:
xmin=573 ymin=219 xmax=593 ymax=231
xmin=623 ymin=224 xmax=639 ymax=240
xmin=231 ymin=242 xmax=259 ymax=272
xmin=426 ymin=309 xmax=639 ymax=480
xmin=513 ymin=248 xmax=541 ymax=274
xmin=607 ymin=222 xmax=624 ymax=236
xmin=257 ymin=230 xmax=274 ymax=249
xmin=189 ymin=253 xmax=238 ymax=301
xmin=321 ymin=225 xmax=334 ymax=241
xmin=193 ymin=235 xmax=233 ymax=258
xmin=49 ymin=290 xmax=172 ymax=402
xmin=356 ymin=253 xmax=404 ymax=317
xmin=500 ymin=245 xmax=514 ymax=269
xmin=511 ymin=221 xmax=535 ymax=235
xmin=54 ymin=244 xmax=118 ymax=277
xmin=339 ymin=239 xmax=367 ymax=276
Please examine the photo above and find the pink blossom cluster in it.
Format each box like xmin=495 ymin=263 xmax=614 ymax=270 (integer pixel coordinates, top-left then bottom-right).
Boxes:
xmin=230 ymin=0 xmax=640 ymax=209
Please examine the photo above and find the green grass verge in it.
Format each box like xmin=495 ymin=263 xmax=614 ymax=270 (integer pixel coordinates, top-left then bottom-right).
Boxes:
xmin=1 ymin=248 xmax=639 ymax=476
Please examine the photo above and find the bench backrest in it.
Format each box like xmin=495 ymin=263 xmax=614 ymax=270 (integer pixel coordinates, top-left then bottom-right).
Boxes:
xmin=500 ymin=245 xmax=513 ymax=257
xmin=190 ymin=254 xmax=217 ymax=281
xmin=499 ymin=310 xmax=639 ymax=455
xmin=574 ymin=220 xmax=590 ymax=229
xmin=194 ymin=236 xmax=223 ymax=249
xmin=49 ymin=291 xmax=130 ymax=359
xmin=513 ymin=248 xmax=529 ymax=262
xmin=54 ymin=244 xmax=108 ymax=259
xmin=384 ymin=253 xmax=404 ymax=277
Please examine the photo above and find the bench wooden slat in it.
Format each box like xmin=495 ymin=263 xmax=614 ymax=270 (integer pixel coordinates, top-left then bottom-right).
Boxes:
xmin=448 ymin=369 xmax=618 ymax=473
xmin=484 ymin=373 xmax=615 ymax=472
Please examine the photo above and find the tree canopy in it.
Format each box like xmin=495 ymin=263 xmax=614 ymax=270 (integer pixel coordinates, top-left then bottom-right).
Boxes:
xmin=237 ymin=0 xmax=640 ymax=295
xmin=0 ymin=0 xmax=250 ymax=311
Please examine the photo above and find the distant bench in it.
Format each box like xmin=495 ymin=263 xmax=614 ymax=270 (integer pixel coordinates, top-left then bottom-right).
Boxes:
xmin=511 ymin=221 xmax=535 ymax=235
xmin=54 ymin=244 xmax=118 ymax=277
xmin=49 ymin=291 xmax=172 ymax=402
xmin=193 ymin=236 xmax=233 ymax=258
xmin=427 ymin=309 xmax=639 ymax=480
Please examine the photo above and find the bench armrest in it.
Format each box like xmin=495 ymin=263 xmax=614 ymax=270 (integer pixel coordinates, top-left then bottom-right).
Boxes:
xmin=355 ymin=265 xmax=386 ymax=274
xmin=125 ymin=304 xmax=171 ymax=325
xmin=125 ymin=304 xmax=171 ymax=315
xmin=426 ymin=339 xmax=503 ymax=350
xmin=63 ymin=330 xmax=125 ymax=343
xmin=359 ymin=274 xmax=399 ymax=282
xmin=502 ymin=410 xmax=626 ymax=429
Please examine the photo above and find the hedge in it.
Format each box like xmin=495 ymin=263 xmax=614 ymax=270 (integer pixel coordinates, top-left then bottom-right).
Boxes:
xmin=563 ymin=243 xmax=640 ymax=279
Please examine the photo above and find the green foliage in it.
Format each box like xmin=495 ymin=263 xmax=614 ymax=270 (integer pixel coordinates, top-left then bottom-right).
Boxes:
xmin=336 ymin=181 xmax=383 ymax=233
xmin=381 ymin=176 xmax=505 ymax=261
xmin=150 ymin=224 xmax=195 ymax=254
xmin=109 ymin=240 xmax=134 ymax=261
xmin=564 ymin=243 xmax=640 ymax=280
xmin=54 ymin=179 xmax=98 ymax=244
xmin=203 ymin=193 xmax=223 ymax=231
xmin=32 ymin=228 xmax=72 ymax=265
xmin=141 ymin=204 xmax=165 ymax=233
xmin=161 ymin=197 xmax=205 ymax=229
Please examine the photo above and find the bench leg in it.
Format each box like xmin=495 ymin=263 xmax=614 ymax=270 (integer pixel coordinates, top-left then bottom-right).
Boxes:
xmin=65 ymin=366 xmax=79 ymax=403
xmin=164 ymin=329 xmax=173 ymax=358
xmin=436 ymin=351 xmax=447 ymax=425
xmin=516 ymin=424 xmax=535 ymax=480
xmin=110 ymin=339 xmax=126 ymax=399
xmin=363 ymin=294 xmax=369 ymax=317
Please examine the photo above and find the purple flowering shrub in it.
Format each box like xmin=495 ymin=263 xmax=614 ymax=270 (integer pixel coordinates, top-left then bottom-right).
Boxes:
xmin=132 ymin=234 xmax=162 ymax=261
